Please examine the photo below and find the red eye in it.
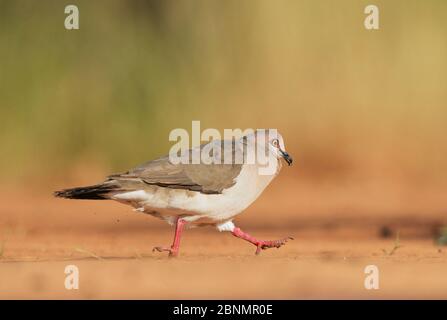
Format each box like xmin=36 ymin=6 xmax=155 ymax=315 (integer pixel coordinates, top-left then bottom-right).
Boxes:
xmin=272 ymin=139 xmax=279 ymax=147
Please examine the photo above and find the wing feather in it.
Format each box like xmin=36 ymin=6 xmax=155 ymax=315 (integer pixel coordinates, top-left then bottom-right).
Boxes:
xmin=108 ymin=140 xmax=243 ymax=194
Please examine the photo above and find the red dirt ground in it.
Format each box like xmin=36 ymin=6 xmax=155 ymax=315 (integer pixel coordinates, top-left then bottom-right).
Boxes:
xmin=1 ymin=177 xmax=447 ymax=299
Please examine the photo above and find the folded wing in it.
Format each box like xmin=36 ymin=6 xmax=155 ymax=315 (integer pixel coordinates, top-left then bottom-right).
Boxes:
xmin=109 ymin=140 xmax=244 ymax=194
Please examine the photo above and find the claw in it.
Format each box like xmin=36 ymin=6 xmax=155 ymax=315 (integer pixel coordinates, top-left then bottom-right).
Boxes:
xmin=152 ymin=246 xmax=170 ymax=253
xmin=232 ymin=227 xmax=293 ymax=255
xmin=152 ymin=246 xmax=178 ymax=257
xmin=255 ymin=236 xmax=293 ymax=255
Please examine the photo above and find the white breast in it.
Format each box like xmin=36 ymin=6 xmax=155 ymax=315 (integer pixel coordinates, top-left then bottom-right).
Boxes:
xmin=112 ymin=160 xmax=280 ymax=224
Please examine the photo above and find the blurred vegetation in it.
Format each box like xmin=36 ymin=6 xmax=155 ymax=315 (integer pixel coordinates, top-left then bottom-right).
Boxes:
xmin=436 ymin=227 xmax=447 ymax=246
xmin=0 ymin=0 xmax=446 ymax=184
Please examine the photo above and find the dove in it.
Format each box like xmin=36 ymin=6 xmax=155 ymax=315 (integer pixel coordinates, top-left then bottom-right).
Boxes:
xmin=54 ymin=129 xmax=293 ymax=257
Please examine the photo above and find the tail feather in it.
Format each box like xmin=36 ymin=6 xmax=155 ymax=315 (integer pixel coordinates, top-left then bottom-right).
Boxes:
xmin=54 ymin=182 xmax=120 ymax=200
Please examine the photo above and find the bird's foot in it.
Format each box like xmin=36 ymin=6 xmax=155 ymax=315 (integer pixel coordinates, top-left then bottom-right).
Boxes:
xmin=232 ymin=227 xmax=293 ymax=255
xmin=152 ymin=218 xmax=186 ymax=258
xmin=152 ymin=246 xmax=179 ymax=257
xmin=253 ymin=237 xmax=294 ymax=255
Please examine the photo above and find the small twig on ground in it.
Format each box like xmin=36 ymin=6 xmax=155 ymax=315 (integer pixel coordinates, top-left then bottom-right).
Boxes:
xmin=382 ymin=231 xmax=402 ymax=256
xmin=134 ymin=250 xmax=143 ymax=259
xmin=74 ymin=247 xmax=103 ymax=260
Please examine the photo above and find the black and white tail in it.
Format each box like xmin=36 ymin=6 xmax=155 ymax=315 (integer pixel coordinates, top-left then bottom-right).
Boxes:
xmin=54 ymin=181 xmax=120 ymax=200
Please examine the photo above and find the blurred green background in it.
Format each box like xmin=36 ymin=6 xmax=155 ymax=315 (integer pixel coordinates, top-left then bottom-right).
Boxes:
xmin=0 ymin=0 xmax=446 ymax=186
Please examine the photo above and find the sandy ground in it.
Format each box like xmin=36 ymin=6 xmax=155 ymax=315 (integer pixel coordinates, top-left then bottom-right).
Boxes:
xmin=1 ymin=229 xmax=447 ymax=299
xmin=1 ymin=177 xmax=447 ymax=299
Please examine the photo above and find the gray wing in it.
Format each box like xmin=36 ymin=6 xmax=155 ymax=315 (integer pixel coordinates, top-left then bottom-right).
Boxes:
xmin=108 ymin=140 xmax=243 ymax=194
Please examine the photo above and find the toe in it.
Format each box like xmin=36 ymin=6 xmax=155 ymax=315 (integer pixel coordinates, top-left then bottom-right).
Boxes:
xmin=153 ymin=246 xmax=180 ymax=257
xmin=259 ymin=236 xmax=293 ymax=250
xmin=152 ymin=246 xmax=171 ymax=253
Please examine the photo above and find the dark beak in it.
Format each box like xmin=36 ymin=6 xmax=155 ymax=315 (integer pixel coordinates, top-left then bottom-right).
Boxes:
xmin=280 ymin=150 xmax=293 ymax=166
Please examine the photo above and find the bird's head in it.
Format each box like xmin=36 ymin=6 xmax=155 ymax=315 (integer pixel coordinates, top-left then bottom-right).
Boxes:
xmin=244 ymin=129 xmax=293 ymax=166
xmin=265 ymin=131 xmax=293 ymax=166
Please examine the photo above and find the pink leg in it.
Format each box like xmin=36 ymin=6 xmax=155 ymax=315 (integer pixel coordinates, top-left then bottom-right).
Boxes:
xmin=232 ymin=227 xmax=293 ymax=255
xmin=153 ymin=218 xmax=187 ymax=257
